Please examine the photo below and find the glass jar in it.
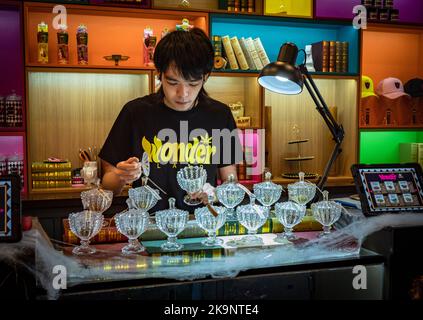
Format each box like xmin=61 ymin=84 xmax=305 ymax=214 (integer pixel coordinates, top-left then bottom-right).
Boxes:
xmin=5 ymin=91 xmax=23 ymax=127
xmin=0 ymin=95 xmax=5 ymax=127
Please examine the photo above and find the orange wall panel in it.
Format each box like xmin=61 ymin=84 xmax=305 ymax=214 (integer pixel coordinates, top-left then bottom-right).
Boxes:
xmin=362 ymin=29 xmax=423 ymax=86
xmin=26 ymin=10 xmax=207 ymax=67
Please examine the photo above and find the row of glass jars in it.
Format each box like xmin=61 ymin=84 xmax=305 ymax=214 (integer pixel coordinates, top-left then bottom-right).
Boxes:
xmin=69 ymin=170 xmax=343 ymax=256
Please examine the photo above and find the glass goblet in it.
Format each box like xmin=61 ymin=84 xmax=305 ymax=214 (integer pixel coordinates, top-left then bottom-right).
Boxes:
xmin=176 ymin=165 xmax=207 ymax=206
xmin=194 ymin=205 xmax=227 ymax=246
xmin=287 ymin=171 xmax=317 ymax=206
xmin=311 ymin=190 xmax=343 ymax=236
xmin=253 ymin=171 xmax=283 ymax=208
xmin=236 ymin=195 xmax=269 ymax=244
xmin=68 ymin=210 xmax=104 ymax=255
xmin=81 ymin=188 xmax=113 ymax=213
xmin=128 ymin=185 xmax=159 ymax=212
xmin=215 ymin=174 xmax=245 ymax=220
xmin=274 ymin=201 xmax=306 ymax=241
xmin=155 ymin=198 xmax=189 ymax=251
xmin=115 ymin=209 xmax=149 ymax=255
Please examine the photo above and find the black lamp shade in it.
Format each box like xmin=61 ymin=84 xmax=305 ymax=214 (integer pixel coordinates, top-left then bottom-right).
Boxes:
xmin=258 ymin=42 xmax=304 ymax=94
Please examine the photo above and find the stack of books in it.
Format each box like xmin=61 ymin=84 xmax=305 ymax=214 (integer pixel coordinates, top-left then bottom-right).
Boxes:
xmin=311 ymin=40 xmax=349 ymax=73
xmin=31 ymin=161 xmax=72 ymax=189
xmin=219 ymin=0 xmax=255 ymax=13
xmin=214 ymin=35 xmax=270 ymax=71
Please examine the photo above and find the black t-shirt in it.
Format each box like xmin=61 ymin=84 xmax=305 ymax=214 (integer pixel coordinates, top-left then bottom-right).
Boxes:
xmin=99 ymin=93 xmax=242 ymax=212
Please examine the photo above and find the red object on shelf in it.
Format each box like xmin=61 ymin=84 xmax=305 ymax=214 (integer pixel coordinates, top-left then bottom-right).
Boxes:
xmin=22 ymin=216 xmax=32 ymax=231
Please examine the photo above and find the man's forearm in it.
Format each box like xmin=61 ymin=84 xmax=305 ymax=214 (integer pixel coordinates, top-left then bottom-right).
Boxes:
xmin=101 ymin=170 xmax=126 ymax=195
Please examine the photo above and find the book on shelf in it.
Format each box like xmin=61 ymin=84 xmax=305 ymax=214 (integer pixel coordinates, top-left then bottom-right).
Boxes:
xmin=143 ymin=237 xmax=226 ymax=262
xmin=253 ymin=37 xmax=270 ymax=67
xmin=239 ymin=37 xmax=256 ymax=70
xmin=31 ymin=161 xmax=72 ymax=172
xmin=33 ymin=180 xmax=72 ymax=189
xmin=221 ymin=35 xmax=239 ymax=70
xmin=245 ymin=37 xmax=263 ymax=70
xmin=248 ymin=0 xmax=254 ymax=12
xmin=329 ymin=41 xmax=336 ymax=73
xmin=230 ymin=36 xmax=249 ymax=70
xmin=31 ymin=171 xmax=72 ymax=181
xmin=312 ymin=40 xmax=329 ymax=72
xmin=62 ymin=214 xmax=322 ymax=245
xmin=142 ymin=233 xmax=291 ymax=263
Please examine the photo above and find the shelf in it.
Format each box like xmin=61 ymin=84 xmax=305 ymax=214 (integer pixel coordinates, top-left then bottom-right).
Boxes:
xmin=272 ymin=176 xmax=355 ymax=187
xmin=26 ymin=70 xmax=150 ymax=176
xmin=205 ymin=75 xmax=263 ymax=128
xmin=288 ymin=139 xmax=309 ymax=144
xmin=0 ymin=128 xmax=25 ymax=133
xmin=263 ymin=0 xmax=312 ymax=18
xmin=315 ymin=0 xmax=423 ymax=25
xmin=284 ymin=156 xmax=314 ymax=161
xmin=360 ymin=126 xmax=423 ymax=130
xmin=26 ymin=63 xmax=156 ymax=72
xmin=90 ymin=0 xmax=150 ymax=9
xmin=152 ymin=0 xmax=262 ymax=15
xmin=24 ymin=2 xmax=208 ymax=67
xmin=266 ymin=77 xmax=358 ymax=181
xmin=212 ymin=69 xmax=359 ymax=79
xmin=30 ymin=186 xmax=93 ymax=194
xmin=359 ymin=130 xmax=423 ymax=164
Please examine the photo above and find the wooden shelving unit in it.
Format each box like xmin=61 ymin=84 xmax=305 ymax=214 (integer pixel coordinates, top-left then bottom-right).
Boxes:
xmin=3 ymin=0 xmax=419 ymax=195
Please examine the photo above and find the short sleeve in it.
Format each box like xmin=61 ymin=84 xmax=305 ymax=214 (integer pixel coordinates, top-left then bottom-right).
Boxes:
xmin=98 ymin=102 xmax=134 ymax=167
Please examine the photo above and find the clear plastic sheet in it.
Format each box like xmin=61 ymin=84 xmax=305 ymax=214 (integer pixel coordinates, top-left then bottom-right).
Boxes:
xmin=2 ymin=210 xmax=423 ymax=300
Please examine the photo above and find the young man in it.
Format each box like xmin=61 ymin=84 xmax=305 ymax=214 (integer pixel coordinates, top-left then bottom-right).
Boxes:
xmin=99 ymin=28 xmax=242 ymax=211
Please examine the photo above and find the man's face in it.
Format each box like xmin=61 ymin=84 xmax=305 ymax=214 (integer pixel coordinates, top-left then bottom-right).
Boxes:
xmin=161 ymin=65 xmax=205 ymax=111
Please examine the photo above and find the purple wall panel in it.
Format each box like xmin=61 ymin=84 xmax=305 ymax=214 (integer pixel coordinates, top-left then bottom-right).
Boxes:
xmin=315 ymin=0 xmax=361 ymax=20
xmin=316 ymin=0 xmax=423 ymax=24
xmin=0 ymin=8 xmax=24 ymax=98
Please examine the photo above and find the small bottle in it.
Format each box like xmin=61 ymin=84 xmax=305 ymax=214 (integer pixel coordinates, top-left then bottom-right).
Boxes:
xmin=76 ymin=24 xmax=88 ymax=65
xmin=57 ymin=24 xmax=69 ymax=64
xmin=143 ymin=27 xmax=156 ymax=67
xmin=37 ymin=22 xmax=49 ymax=64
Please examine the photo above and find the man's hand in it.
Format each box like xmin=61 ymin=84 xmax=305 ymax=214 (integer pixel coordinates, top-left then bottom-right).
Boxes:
xmin=190 ymin=183 xmax=216 ymax=205
xmin=114 ymin=157 xmax=142 ymax=185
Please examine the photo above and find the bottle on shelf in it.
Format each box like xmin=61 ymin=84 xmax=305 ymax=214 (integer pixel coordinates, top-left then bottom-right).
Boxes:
xmin=57 ymin=24 xmax=69 ymax=65
xmin=76 ymin=24 xmax=88 ymax=65
xmin=37 ymin=21 xmax=49 ymax=64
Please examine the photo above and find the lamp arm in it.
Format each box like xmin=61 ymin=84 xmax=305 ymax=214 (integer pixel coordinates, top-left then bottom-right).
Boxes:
xmin=299 ymin=65 xmax=345 ymax=190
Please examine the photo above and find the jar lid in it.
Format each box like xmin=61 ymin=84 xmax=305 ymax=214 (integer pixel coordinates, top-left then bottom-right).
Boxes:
xmin=6 ymin=91 xmax=21 ymax=101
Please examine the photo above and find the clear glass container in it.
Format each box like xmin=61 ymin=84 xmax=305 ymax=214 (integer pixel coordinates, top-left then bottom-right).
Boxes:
xmin=115 ymin=209 xmax=149 ymax=255
xmin=288 ymin=171 xmax=317 ymax=205
xmin=127 ymin=178 xmax=159 ymax=212
xmin=80 ymin=188 xmax=113 ymax=213
xmin=155 ymin=198 xmax=189 ymax=251
xmin=215 ymin=174 xmax=245 ymax=220
xmin=68 ymin=210 xmax=104 ymax=255
xmin=274 ymin=201 xmax=306 ymax=241
xmin=311 ymin=191 xmax=343 ymax=236
xmin=253 ymin=171 xmax=283 ymax=207
xmin=176 ymin=165 xmax=207 ymax=206
xmin=194 ymin=204 xmax=227 ymax=246
xmin=236 ymin=195 xmax=269 ymax=244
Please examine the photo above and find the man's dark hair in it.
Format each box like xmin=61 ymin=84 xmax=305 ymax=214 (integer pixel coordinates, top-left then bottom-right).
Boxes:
xmin=154 ymin=27 xmax=214 ymax=98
